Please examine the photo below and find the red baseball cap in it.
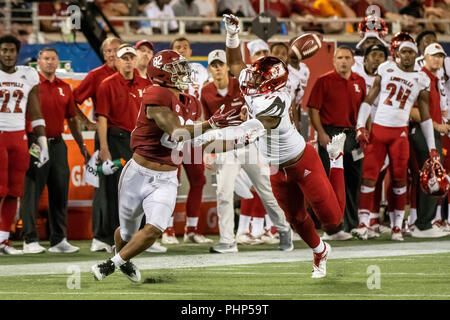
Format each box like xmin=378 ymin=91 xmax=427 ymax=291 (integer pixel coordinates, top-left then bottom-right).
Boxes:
xmin=135 ymin=40 xmax=154 ymax=52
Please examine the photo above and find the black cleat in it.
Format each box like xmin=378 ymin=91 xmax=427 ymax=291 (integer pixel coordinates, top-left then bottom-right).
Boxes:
xmin=91 ymin=259 xmax=115 ymax=281
xmin=120 ymin=261 xmax=141 ymax=282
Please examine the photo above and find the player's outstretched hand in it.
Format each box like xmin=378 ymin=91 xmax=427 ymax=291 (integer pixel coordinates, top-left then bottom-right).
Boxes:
xmin=208 ymin=104 xmax=242 ymax=129
xmin=223 ymin=14 xmax=240 ymax=35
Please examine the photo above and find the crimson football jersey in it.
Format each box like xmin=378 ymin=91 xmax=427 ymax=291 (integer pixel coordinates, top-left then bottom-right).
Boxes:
xmin=130 ymin=85 xmax=202 ymax=166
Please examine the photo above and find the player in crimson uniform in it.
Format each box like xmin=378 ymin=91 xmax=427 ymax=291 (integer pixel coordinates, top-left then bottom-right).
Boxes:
xmin=0 ymin=35 xmax=49 ymax=254
xmin=200 ymin=14 xmax=347 ymax=278
xmin=91 ymin=50 xmax=240 ymax=282
xmin=356 ymin=41 xmax=439 ymax=241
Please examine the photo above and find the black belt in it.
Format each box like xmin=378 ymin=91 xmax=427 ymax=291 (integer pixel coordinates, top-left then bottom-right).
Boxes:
xmin=108 ymin=126 xmax=131 ymax=137
xmin=47 ymin=136 xmax=63 ymax=143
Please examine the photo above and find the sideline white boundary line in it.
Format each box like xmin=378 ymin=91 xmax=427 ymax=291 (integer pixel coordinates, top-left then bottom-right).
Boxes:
xmin=0 ymin=241 xmax=449 ymax=277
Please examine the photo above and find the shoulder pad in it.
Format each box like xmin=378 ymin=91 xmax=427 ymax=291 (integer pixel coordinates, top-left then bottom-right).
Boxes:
xmin=417 ymin=71 xmax=431 ymax=91
xmin=253 ymin=91 xmax=290 ymax=117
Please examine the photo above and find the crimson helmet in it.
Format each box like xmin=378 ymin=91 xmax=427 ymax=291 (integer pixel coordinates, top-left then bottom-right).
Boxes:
xmin=358 ymin=16 xmax=388 ymax=39
xmin=239 ymin=56 xmax=288 ymax=96
xmin=419 ymin=159 xmax=450 ymax=198
xmin=389 ymin=32 xmax=415 ymax=59
xmin=147 ymin=50 xmax=192 ymax=90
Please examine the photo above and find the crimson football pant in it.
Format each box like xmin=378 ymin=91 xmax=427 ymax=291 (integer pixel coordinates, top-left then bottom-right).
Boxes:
xmin=240 ymin=192 xmax=266 ymax=218
xmin=0 ymin=131 xmax=29 ymax=233
xmin=360 ymin=124 xmax=410 ymax=220
xmin=270 ymin=143 xmax=345 ymax=249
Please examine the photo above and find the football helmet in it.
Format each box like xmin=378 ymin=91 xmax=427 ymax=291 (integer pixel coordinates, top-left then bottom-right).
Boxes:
xmin=357 ymin=16 xmax=388 ymax=39
xmin=147 ymin=50 xmax=192 ymax=90
xmin=240 ymin=56 xmax=288 ymax=96
xmin=419 ymin=158 xmax=450 ymax=197
xmin=389 ymin=32 xmax=415 ymax=59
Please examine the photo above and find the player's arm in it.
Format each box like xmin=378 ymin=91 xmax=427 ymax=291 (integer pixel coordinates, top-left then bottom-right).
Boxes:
xmin=97 ymin=115 xmax=111 ymax=162
xmin=417 ymin=89 xmax=439 ymax=160
xmin=27 ymin=85 xmax=49 ymax=167
xmin=67 ymin=116 xmax=90 ymax=163
xmin=223 ymin=14 xmax=247 ymax=78
xmin=75 ymin=105 xmax=97 ymax=131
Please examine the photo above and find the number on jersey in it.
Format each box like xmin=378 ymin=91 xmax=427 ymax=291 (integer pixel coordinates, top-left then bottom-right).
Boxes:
xmin=0 ymin=89 xmax=24 ymax=113
xmin=384 ymin=83 xmax=411 ymax=110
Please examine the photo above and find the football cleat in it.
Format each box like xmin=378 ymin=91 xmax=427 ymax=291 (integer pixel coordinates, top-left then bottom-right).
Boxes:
xmin=372 ymin=223 xmax=392 ymax=234
xmin=262 ymin=229 xmax=280 ymax=244
xmin=209 ymin=242 xmax=238 ymax=253
xmin=162 ymin=227 xmax=179 ymax=244
xmin=326 ymin=133 xmax=346 ymax=160
xmin=411 ymin=224 xmax=450 ymax=238
xmin=312 ymin=242 xmax=331 ymax=279
xmin=236 ymin=232 xmax=264 ymax=245
xmin=48 ymin=238 xmax=79 ymax=253
xmin=351 ymin=223 xmax=369 ymax=240
xmin=23 ymin=241 xmax=46 ymax=254
xmin=321 ymin=230 xmax=353 ymax=241
xmin=120 ymin=261 xmax=141 ymax=282
xmin=402 ymin=224 xmax=414 ymax=237
xmin=184 ymin=232 xmax=213 ymax=244
xmin=145 ymin=241 xmax=167 ymax=253
xmin=391 ymin=227 xmax=404 ymax=241
xmin=443 ymin=221 xmax=450 ymax=233
xmin=90 ymin=238 xmax=113 ymax=253
xmin=91 ymin=259 xmax=115 ymax=281
xmin=0 ymin=240 xmax=23 ymax=255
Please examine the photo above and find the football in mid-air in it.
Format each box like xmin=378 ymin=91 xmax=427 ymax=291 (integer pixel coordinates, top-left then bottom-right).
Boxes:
xmin=289 ymin=33 xmax=323 ymax=61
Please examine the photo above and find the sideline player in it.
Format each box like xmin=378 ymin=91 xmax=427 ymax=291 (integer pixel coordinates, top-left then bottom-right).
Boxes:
xmin=203 ymin=14 xmax=348 ymax=278
xmin=351 ymin=44 xmax=391 ymax=239
xmin=356 ymin=41 xmax=439 ymax=241
xmin=91 ymin=50 xmax=239 ymax=281
xmin=0 ymin=35 xmax=49 ymax=254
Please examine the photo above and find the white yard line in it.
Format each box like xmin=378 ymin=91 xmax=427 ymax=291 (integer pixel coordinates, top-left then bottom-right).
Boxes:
xmin=0 ymin=241 xmax=449 ymax=277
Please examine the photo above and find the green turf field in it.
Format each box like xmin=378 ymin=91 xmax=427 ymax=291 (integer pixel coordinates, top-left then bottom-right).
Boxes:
xmin=1 ymin=235 xmax=450 ymax=300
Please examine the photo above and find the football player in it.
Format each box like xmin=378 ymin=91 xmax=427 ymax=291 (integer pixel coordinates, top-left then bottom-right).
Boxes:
xmin=351 ymin=44 xmax=392 ymax=239
xmin=0 ymin=35 xmax=49 ymax=254
xmin=91 ymin=50 xmax=240 ymax=282
xmin=356 ymin=41 xmax=439 ymax=241
xmin=200 ymin=14 xmax=348 ymax=279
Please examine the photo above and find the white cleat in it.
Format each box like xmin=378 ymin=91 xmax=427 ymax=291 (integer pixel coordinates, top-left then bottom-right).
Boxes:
xmin=391 ymin=227 xmax=404 ymax=241
xmin=119 ymin=261 xmax=141 ymax=283
xmin=23 ymin=241 xmax=46 ymax=254
xmin=236 ymin=233 xmax=264 ymax=245
xmin=0 ymin=240 xmax=23 ymax=255
xmin=183 ymin=232 xmax=213 ymax=243
xmin=90 ymin=238 xmax=112 ymax=253
xmin=326 ymin=133 xmax=346 ymax=160
xmin=162 ymin=228 xmax=179 ymax=244
xmin=48 ymin=238 xmax=79 ymax=253
xmin=312 ymin=242 xmax=331 ymax=279
xmin=145 ymin=241 xmax=167 ymax=253
xmin=351 ymin=224 xmax=369 ymax=240
xmin=443 ymin=221 xmax=450 ymax=233
xmin=411 ymin=224 xmax=450 ymax=238
xmin=321 ymin=230 xmax=353 ymax=241
xmin=261 ymin=229 xmax=280 ymax=244
xmin=372 ymin=223 xmax=392 ymax=235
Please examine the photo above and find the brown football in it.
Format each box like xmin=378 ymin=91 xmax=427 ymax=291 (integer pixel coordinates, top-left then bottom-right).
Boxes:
xmin=289 ymin=33 xmax=323 ymax=61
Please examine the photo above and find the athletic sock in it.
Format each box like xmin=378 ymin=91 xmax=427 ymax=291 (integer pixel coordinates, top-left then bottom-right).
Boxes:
xmin=251 ymin=217 xmax=264 ymax=238
xmin=312 ymin=239 xmax=325 ymax=254
xmin=389 ymin=211 xmax=395 ymax=229
xmin=408 ymin=208 xmax=417 ymax=226
xmin=111 ymin=253 xmax=126 ymax=268
xmin=359 ymin=185 xmax=375 ymax=225
xmin=186 ymin=217 xmax=199 ymax=229
xmin=432 ymin=205 xmax=442 ymax=224
xmin=394 ymin=210 xmax=405 ymax=229
xmin=264 ymin=214 xmax=273 ymax=230
xmin=237 ymin=214 xmax=251 ymax=235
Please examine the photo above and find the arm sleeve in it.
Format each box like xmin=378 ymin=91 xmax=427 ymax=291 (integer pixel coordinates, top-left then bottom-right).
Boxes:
xmin=307 ymin=78 xmax=324 ymax=110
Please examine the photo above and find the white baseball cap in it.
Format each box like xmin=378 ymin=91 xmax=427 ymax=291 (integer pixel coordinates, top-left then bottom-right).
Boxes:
xmin=208 ymin=49 xmax=226 ymax=65
xmin=424 ymin=43 xmax=447 ymax=57
xmin=247 ymin=39 xmax=269 ymax=57
xmin=117 ymin=45 xmax=137 ymax=58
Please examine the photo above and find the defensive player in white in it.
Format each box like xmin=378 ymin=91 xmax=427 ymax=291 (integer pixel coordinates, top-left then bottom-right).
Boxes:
xmin=201 ymin=14 xmax=348 ymax=278
xmin=352 ymin=44 xmax=392 ymax=239
xmin=0 ymin=35 xmax=49 ymax=254
xmin=356 ymin=41 xmax=439 ymax=241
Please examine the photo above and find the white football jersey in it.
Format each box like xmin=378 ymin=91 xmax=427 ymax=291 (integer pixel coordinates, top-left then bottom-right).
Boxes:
xmin=374 ymin=61 xmax=430 ymax=127
xmin=0 ymin=66 xmax=39 ymax=131
xmin=242 ymin=87 xmax=306 ymax=166
xmin=352 ymin=61 xmax=380 ymax=120
xmin=286 ymin=62 xmax=310 ymax=105
xmin=188 ymin=62 xmax=209 ymax=99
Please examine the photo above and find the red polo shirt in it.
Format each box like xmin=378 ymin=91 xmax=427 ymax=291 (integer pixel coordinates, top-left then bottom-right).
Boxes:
xmin=72 ymin=63 xmax=116 ymax=109
xmin=95 ymin=69 xmax=151 ymax=133
xmin=422 ymin=66 xmax=442 ymax=124
xmin=201 ymin=76 xmax=245 ymax=119
xmin=38 ymin=73 xmax=76 ymax=138
xmin=308 ymin=70 xmax=366 ymax=128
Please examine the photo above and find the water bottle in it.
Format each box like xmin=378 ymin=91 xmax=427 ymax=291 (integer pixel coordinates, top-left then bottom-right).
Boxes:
xmin=280 ymin=23 xmax=287 ymax=35
xmin=97 ymin=158 xmax=126 ymax=175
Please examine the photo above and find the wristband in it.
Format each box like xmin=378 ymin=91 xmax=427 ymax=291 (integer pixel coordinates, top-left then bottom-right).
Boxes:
xmin=31 ymin=119 xmax=46 ymax=128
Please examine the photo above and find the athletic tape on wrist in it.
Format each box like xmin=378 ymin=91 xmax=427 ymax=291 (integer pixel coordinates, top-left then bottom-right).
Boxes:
xmin=31 ymin=119 xmax=46 ymax=128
